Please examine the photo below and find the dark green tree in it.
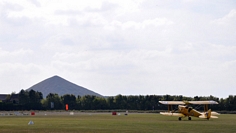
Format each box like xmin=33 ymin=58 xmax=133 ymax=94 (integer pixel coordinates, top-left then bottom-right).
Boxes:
xmin=43 ymin=93 xmax=63 ymax=110
xmin=107 ymin=97 xmax=115 ymax=109
xmin=61 ymin=94 xmax=76 ymax=110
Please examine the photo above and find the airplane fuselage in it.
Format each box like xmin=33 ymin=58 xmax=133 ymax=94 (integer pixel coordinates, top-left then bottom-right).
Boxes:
xmin=178 ymin=105 xmax=201 ymax=117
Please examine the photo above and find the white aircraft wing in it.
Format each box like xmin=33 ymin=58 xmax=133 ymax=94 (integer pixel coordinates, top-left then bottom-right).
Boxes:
xmin=159 ymin=101 xmax=185 ymax=105
xmin=188 ymin=101 xmax=218 ymax=104
xmin=159 ymin=100 xmax=218 ymax=105
xmin=160 ymin=112 xmax=185 ymax=117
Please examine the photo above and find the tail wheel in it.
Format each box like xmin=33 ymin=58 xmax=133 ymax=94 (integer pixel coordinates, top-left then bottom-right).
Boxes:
xmin=188 ymin=117 xmax=191 ymax=120
xmin=178 ymin=117 xmax=181 ymax=121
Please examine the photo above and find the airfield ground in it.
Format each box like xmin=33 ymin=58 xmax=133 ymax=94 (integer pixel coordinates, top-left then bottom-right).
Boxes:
xmin=0 ymin=111 xmax=235 ymax=133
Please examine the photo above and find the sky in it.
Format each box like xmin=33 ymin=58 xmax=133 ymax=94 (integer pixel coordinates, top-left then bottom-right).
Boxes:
xmin=0 ymin=0 xmax=235 ymax=98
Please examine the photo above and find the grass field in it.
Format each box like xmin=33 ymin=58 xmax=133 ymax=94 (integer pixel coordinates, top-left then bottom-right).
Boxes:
xmin=0 ymin=112 xmax=235 ymax=133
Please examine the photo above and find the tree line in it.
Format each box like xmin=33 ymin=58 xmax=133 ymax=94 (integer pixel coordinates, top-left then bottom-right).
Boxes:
xmin=0 ymin=89 xmax=236 ymax=111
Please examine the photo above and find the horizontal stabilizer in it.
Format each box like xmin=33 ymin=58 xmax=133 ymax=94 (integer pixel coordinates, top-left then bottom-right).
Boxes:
xmin=160 ymin=112 xmax=185 ymax=117
xmin=199 ymin=115 xmax=218 ymax=119
xmin=199 ymin=115 xmax=206 ymax=119
xmin=210 ymin=116 xmax=218 ymax=118
xmin=211 ymin=111 xmax=220 ymax=116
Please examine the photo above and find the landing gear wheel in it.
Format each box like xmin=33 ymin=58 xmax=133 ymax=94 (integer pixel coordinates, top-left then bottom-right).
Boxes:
xmin=178 ymin=117 xmax=181 ymax=121
xmin=188 ymin=117 xmax=191 ymax=120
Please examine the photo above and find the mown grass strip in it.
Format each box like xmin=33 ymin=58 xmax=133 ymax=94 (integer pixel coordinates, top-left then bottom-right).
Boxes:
xmin=0 ymin=113 xmax=235 ymax=133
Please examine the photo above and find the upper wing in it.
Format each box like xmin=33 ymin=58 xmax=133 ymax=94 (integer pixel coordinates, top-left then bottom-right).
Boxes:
xmin=159 ymin=100 xmax=218 ymax=105
xmin=159 ymin=101 xmax=185 ymax=105
xmin=188 ymin=101 xmax=218 ymax=105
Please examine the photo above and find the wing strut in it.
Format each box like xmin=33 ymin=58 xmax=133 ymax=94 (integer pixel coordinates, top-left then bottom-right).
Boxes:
xmin=168 ymin=105 xmax=172 ymax=112
xmin=204 ymin=104 xmax=208 ymax=112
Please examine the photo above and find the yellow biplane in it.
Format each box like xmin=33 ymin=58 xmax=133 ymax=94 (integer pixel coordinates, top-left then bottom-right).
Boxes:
xmin=159 ymin=100 xmax=220 ymax=120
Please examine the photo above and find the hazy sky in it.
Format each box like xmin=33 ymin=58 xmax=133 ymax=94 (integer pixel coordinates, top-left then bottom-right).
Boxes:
xmin=0 ymin=0 xmax=235 ymax=98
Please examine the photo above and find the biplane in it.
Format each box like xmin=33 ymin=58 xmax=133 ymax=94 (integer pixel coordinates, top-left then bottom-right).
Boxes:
xmin=159 ymin=100 xmax=220 ymax=120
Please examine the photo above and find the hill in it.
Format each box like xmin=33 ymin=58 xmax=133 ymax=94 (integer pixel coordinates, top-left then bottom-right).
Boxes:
xmin=26 ymin=75 xmax=103 ymax=98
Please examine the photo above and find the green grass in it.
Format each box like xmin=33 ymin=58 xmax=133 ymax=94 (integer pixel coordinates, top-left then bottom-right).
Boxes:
xmin=0 ymin=113 xmax=235 ymax=133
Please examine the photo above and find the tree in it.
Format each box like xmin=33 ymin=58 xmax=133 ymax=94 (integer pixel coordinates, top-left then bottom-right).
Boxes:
xmin=28 ymin=90 xmax=43 ymax=110
xmin=80 ymin=95 xmax=97 ymax=110
xmin=44 ymin=93 xmax=63 ymax=110
xmin=61 ymin=94 xmax=76 ymax=110
xmin=107 ymin=97 xmax=115 ymax=109
xmin=114 ymin=94 xmax=127 ymax=109
xmin=18 ymin=89 xmax=30 ymax=110
xmin=76 ymin=95 xmax=82 ymax=110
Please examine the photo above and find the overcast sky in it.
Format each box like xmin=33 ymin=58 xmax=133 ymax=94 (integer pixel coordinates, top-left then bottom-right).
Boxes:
xmin=0 ymin=0 xmax=235 ymax=98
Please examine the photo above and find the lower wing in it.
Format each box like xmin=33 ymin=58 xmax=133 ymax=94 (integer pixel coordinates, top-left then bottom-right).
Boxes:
xmin=160 ymin=112 xmax=185 ymax=117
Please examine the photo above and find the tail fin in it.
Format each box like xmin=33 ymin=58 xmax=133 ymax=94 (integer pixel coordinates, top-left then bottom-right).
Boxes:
xmin=206 ymin=109 xmax=211 ymax=119
xmin=199 ymin=109 xmax=218 ymax=119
